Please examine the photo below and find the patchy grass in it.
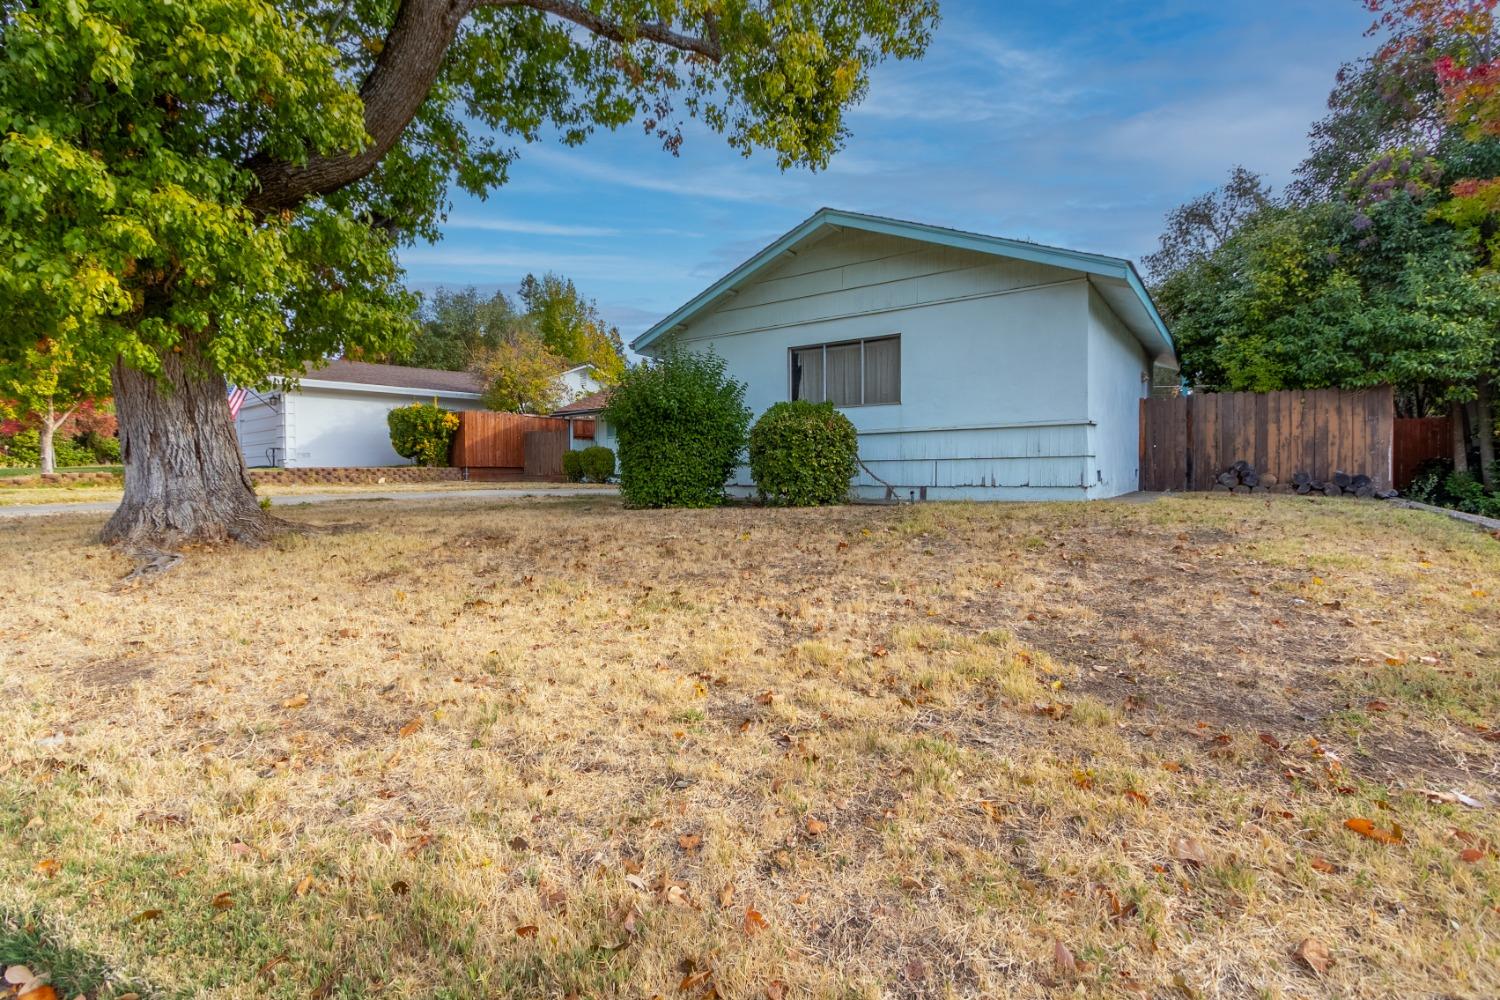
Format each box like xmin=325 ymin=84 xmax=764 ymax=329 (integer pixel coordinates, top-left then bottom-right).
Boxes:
xmin=1 ymin=494 xmax=1497 ymax=999
xmin=0 ymin=479 xmax=611 ymax=507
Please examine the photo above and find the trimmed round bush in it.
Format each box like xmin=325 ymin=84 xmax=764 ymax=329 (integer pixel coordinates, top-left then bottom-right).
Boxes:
xmin=562 ymin=450 xmax=585 ymax=482
xmin=387 ymin=402 xmax=459 ymax=466
xmin=748 ymin=400 xmax=858 ymax=506
xmin=604 ymin=349 xmax=750 ymax=508
xmin=580 ymin=445 xmax=615 ymax=483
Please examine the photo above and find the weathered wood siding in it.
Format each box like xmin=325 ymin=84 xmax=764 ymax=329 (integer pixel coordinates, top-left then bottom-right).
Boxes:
xmin=453 ymin=411 xmax=570 ymax=476
xmin=670 ymin=228 xmax=1149 ymax=500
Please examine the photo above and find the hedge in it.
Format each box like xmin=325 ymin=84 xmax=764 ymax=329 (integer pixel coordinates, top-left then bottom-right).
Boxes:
xmin=387 ymin=402 xmax=459 ymax=466
xmin=748 ymin=400 xmax=858 ymax=505
xmin=603 ymin=349 xmax=749 ymax=508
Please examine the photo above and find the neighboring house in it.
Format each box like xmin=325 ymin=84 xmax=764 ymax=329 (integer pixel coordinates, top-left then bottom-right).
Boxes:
xmin=553 ymin=390 xmax=615 ymax=453
xmin=630 ymin=208 xmax=1178 ymax=501
xmin=234 ymin=360 xmax=486 ymax=468
xmin=557 ymin=363 xmax=603 ymax=404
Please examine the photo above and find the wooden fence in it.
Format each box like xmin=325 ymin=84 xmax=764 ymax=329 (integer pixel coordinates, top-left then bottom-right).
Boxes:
xmin=522 ymin=429 xmax=567 ymax=480
xmin=1140 ymin=387 xmax=1394 ymax=492
xmin=1393 ymin=416 xmax=1451 ymax=488
xmin=452 ymin=411 xmax=571 ymax=480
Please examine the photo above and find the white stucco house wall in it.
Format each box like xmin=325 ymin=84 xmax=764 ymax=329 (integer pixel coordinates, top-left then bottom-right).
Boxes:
xmin=553 ymin=389 xmax=616 ymax=453
xmin=234 ymin=360 xmax=486 ymax=468
xmin=557 ymin=364 xmax=603 ymax=404
xmin=629 ymin=209 xmax=1178 ymax=500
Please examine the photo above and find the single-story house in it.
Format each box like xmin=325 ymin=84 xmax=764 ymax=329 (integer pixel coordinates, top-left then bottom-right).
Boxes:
xmin=630 ymin=208 xmax=1178 ymax=500
xmin=235 ymin=360 xmax=486 ymax=468
xmin=558 ymin=363 xmax=603 ymax=404
xmin=553 ymin=389 xmax=615 ymax=452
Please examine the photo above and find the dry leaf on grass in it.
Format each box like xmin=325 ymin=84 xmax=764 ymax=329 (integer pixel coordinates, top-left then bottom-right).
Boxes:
xmin=32 ymin=859 xmax=59 ymax=878
xmin=398 ymin=717 xmax=424 ymax=737
xmin=1460 ymin=848 xmax=1486 ymax=863
xmin=1344 ymin=817 xmax=1404 ymax=844
xmin=677 ymin=833 xmax=702 ymax=851
xmin=804 ymin=816 xmax=828 ymax=837
xmin=210 ymin=891 xmax=235 ymax=910
xmin=1294 ymin=936 xmax=1332 ymax=975
xmin=131 ymin=908 xmax=164 ymax=923
xmin=743 ymin=907 xmax=769 ymax=937
xmin=4 ymin=967 xmax=33 ymax=986
xmin=515 ymin=925 xmax=538 ymax=939
xmin=281 ymin=694 xmax=309 ymax=709
xmin=1052 ymin=939 xmax=1077 ymax=977
xmin=1171 ymin=836 xmax=1208 ymax=866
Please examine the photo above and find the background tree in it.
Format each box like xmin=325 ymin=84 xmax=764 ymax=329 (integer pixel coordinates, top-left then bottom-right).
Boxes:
xmin=1 ymin=339 xmax=113 ymax=474
xmin=1141 ymin=166 xmax=1273 ymax=284
xmin=518 ymin=273 xmax=628 ymax=383
xmin=0 ymin=0 xmax=938 ymax=548
xmin=471 ymin=332 xmax=568 ymax=413
xmin=386 ymin=287 xmax=528 ymax=372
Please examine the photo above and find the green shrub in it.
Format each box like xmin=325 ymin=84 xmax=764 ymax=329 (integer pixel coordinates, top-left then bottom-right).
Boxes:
xmin=580 ymin=445 xmax=615 ymax=483
xmin=604 ymin=348 xmax=750 ymax=508
xmin=748 ymin=400 xmax=858 ymax=506
xmin=387 ymin=402 xmax=459 ymax=466
xmin=77 ymin=430 xmax=121 ymax=463
xmin=562 ymin=450 xmax=584 ymax=483
xmin=0 ymin=430 xmax=40 ymax=467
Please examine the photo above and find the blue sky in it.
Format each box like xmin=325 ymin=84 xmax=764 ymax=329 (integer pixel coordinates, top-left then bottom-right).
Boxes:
xmin=397 ymin=0 xmax=1375 ymax=341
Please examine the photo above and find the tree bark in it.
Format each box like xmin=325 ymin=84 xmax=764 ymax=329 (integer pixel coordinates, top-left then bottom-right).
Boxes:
xmin=102 ymin=342 xmax=272 ymax=548
xmin=1479 ymin=378 xmax=1497 ymax=490
xmin=38 ymin=405 xmax=56 ymax=475
xmin=1452 ymin=399 xmax=1471 ymax=475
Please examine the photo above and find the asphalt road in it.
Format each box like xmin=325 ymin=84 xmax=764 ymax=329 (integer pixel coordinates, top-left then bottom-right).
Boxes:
xmin=0 ymin=487 xmax=618 ymax=519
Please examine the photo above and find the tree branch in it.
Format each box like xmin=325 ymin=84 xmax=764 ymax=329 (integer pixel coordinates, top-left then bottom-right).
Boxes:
xmin=243 ymin=0 xmax=720 ymax=215
xmin=476 ymin=0 xmax=721 ymax=60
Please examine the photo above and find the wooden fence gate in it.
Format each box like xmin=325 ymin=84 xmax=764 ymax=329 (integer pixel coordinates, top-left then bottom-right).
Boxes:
xmin=1140 ymin=387 xmax=1394 ymax=492
xmin=1392 ymin=416 xmax=1451 ymax=489
xmin=522 ymin=429 xmax=567 ymax=480
xmin=452 ymin=411 xmax=571 ymax=480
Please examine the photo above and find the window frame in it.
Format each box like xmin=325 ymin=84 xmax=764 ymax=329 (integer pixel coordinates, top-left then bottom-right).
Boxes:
xmin=787 ymin=334 xmax=901 ymax=408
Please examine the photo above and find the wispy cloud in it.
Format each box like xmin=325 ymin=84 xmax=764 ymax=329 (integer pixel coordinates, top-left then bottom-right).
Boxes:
xmin=442 ymin=215 xmax=621 ymax=238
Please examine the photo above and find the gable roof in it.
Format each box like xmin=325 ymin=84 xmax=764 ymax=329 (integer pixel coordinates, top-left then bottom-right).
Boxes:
xmin=629 ymin=207 xmax=1176 ymax=365
xmin=302 ymin=359 xmax=484 ymax=396
xmin=552 ymin=389 xmax=611 ymax=416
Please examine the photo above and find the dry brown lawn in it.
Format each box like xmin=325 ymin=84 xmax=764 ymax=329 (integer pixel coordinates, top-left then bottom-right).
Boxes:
xmin=1 ymin=494 xmax=1498 ymax=999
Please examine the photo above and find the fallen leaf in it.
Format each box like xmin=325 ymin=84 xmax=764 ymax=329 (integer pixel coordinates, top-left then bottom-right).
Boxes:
xmin=210 ymin=891 xmax=235 ymax=910
xmin=804 ymin=816 xmax=828 ymax=837
xmin=398 ymin=717 xmax=424 ymax=737
xmin=1308 ymin=856 xmax=1339 ymax=874
xmin=1365 ymin=700 xmax=1389 ymax=713
xmin=1123 ymin=790 xmax=1149 ymax=807
xmin=765 ymin=981 xmax=787 ymax=1000
xmin=515 ymin=925 xmax=538 ymax=939
xmin=665 ymin=884 xmax=693 ymax=908
xmin=18 ymin=985 xmax=57 ymax=1000
xmin=1171 ymin=836 xmax=1208 ymax=866
xmin=4 ymin=967 xmax=33 ymax=986
xmin=131 ymin=908 xmax=164 ymax=923
xmin=677 ymin=833 xmax=702 ymax=851
xmin=1460 ymin=848 xmax=1485 ymax=863
xmin=1344 ymin=817 xmax=1404 ymax=844
xmin=1294 ymin=936 xmax=1331 ymax=975
xmin=282 ymin=694 xmax=309 ymax=709
xmin=295 ymin=873 xmax=315 ymax=897
xmin=743 ymin=907 xmax=769 ymax=936
xmin=679 ymin=970 xmax=712 ymax=992
xmin=718 ymin=884 xmax=735 ymax=909
xmin=33 ymin=858 xmax=60 ymax=877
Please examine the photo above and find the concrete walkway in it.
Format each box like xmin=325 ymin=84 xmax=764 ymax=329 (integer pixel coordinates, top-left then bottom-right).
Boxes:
xmin=0 ymin=486 xmax=618 ymax=519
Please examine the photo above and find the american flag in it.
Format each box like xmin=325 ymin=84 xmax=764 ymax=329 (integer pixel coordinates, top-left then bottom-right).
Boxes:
xmin=227 ymin=387 xmax=249 ymax=420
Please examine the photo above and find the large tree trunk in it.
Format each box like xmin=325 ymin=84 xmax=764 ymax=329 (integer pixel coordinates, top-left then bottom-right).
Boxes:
xmin=102 ymin=341 xmax=272 ymax=548
xmin=1478 ymin=378 xmax=1497 ymax=491
xmin=1451 ymin=399 xmax=1471 ymax=475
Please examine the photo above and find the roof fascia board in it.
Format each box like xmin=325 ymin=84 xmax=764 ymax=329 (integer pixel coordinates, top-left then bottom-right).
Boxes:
xmin=297 ymin=378 xmax=483 ymax=400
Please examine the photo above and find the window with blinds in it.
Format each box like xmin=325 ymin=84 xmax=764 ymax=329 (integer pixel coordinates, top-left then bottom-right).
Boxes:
xmin=789 ymin=335 xmax=900 ymax=406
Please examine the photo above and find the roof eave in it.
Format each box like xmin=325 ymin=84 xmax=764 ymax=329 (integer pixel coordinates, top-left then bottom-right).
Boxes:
xmin=630 ymin=208 xmax=1175 ymax=360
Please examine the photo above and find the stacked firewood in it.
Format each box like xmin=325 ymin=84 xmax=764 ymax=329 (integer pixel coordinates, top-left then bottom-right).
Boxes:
xmin=1289 ymin=470 xmax=1397 ymax=499
xmin=1212 ymin=460 xmax=1278 ymax=494
xmin=1211 ymin=461 xmax=1398 ymax=499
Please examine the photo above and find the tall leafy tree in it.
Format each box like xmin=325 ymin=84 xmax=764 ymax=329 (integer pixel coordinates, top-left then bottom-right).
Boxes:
xmin=389 ymin=287 xmax=527 ymax=371
xmin=0 ymin=0 xmax=938 ymax=547
xmin=1141 ymin=166 xmax=1273 ymax=284
xmin=471 ymin=331 xmax=567 ymax=413
xmin=1 ymin=339 xmax=113 ymax=474
xmin=518 ymin=272 xmax=627 ymax=383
